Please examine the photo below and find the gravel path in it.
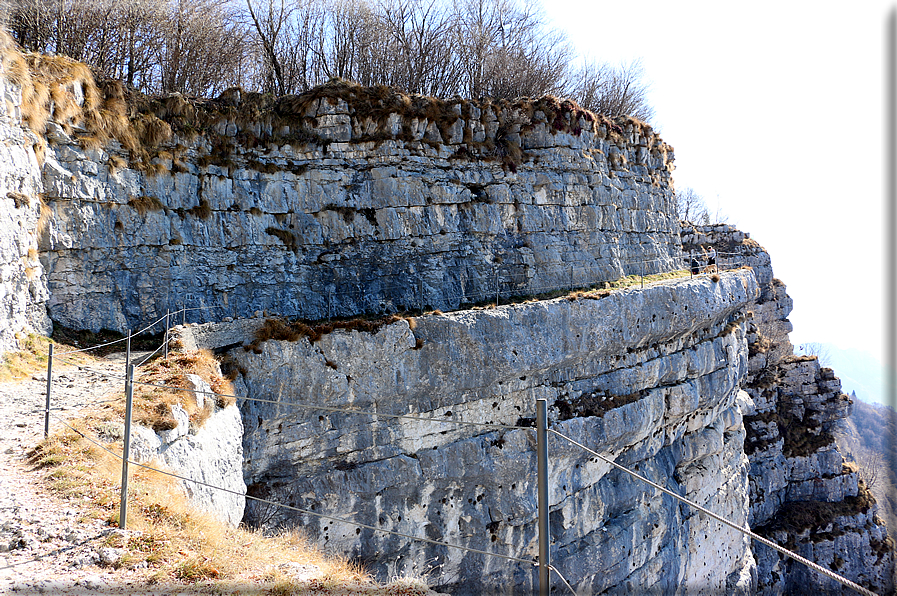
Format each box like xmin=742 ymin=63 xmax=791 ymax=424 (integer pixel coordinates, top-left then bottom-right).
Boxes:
xmin=0 ymin=350 xmax=180 ymax=595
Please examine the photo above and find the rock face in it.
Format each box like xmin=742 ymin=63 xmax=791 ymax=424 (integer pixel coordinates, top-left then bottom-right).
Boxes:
xmin=682 ymin=224 xmax=895 ymax=595
xmin=38 ymin=89 xmax=680 ymax=333
xmin=130 ymin=374 xmax=246 ymax=526
xmin=0 ymin=41 xmax=51 ymax=352
xmin=1 ymin=42 xmax=893 ymax=595
xmin=231 ymin=270 xmax=759 ymax=594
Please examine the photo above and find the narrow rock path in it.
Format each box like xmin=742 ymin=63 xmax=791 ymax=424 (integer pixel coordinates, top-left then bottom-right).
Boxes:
xmin=0 ymin=350 xmax=171 ymax=595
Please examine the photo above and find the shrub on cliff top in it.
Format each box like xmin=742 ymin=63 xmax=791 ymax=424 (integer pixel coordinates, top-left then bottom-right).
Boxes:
xmin=1 ymin=30 xmax=667 ymax=179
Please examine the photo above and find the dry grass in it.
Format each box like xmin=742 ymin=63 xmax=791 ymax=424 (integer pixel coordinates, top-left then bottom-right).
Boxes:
xmin=36 ymin=195 xmax=51 ymax=235
xmin=265 ymin=227 xmax=298 ymax=253
xmin=186 ymin=199 xmax=212 ymax=219
xmin=7 ymin=190 xmax=29 ymax=208
xmin=1 ymin=30 xmax=666 ymax=182
xmin=114 ymin=350 xmax=235 ymax=432
xmin=128 ymin=195 xmax=165 ymax=216
xmin=562 ymin=269 xmax=691 ymax=303
xmin=26 ymin=423 xmax=427 ymax=594
xmin=247 ymin=315 xmax=415 ymax=352
xmin=107 ymin=153 xmax=127 ymax=172
xmin=0 ymin=332 xmax=91 ymax=382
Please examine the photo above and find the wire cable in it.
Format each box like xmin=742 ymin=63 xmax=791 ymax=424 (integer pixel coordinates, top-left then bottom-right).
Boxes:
xmin=547 ymin=564 xmax=577 ymax=596
xmin=53 ymin=335 xmax=130 ymax=356
xmin=548 ymin=429 xmax=877 ymax=596
xmin=135 ymin=339 xmax=167 ymax=368
xmin=48 ymin=414 xmax=538 ymax=569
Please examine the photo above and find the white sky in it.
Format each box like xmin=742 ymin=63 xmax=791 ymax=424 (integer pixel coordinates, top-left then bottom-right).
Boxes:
xmin=543 ymin=1 xmax=893 ymax=366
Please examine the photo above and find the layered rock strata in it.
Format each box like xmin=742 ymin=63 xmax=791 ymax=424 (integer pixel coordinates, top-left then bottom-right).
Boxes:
xmin=0 ymin=44 xmax=51 ymax=352
xmin=683 ymin=224 xmax=895 ymax=595
xmin=38 ymin=86 xmax=680 ymax=334
xmin=228 ymin=270 xmax=759 ymax=594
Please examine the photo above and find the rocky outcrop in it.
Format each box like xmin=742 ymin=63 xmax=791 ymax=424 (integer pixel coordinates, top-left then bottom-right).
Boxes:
xmin=130 ymin=375 xmax=246 ymax=526
xmin=1 ymin=38 xmax=892 ymax=595
xmin=38 ymin=85 xmax=680 ymax=334
xmin=0 ymin=41 xmax=51 ymax=352
xmin=684 ymin=224 xmax=895 ymax=595
xmin=228 ymin=269 xmax=759 ymax=594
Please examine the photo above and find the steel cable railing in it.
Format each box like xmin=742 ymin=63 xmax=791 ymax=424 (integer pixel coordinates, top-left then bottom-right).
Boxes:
xmin=548 ymin=428 xmax=877 ymax=596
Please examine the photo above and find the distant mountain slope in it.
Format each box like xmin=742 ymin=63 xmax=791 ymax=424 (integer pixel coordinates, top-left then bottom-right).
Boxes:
xmin=836 ymin=394 xmax=897 ymax=534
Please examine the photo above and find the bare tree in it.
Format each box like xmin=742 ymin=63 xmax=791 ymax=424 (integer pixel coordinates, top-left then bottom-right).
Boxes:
xmin=569 ymin=58 xmax=653 ymax=121
xmin=245 ymin=0 xmax=295 ymax=95
xmin=798 ymin=342 xmax=831 ymax=368
xmin=451 ymin=0 xmax=569 ymax=100
xmin=157 ymin=0 xmax=247 ymax=95
xmin=378 ymin=0 xmax=459 ymax=96
xmin=856 ymin=448 xmax=886 ymax=491
xmin=4 ymin=0 xmax=658 ymax=124
xmin=675 ymin=187 xmax=709 ymax=225
xmin=8 ymin=0 xmax=54 ymax=51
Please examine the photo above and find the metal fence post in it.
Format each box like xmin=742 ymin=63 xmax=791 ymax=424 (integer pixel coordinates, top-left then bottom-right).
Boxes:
xmin=43 ymin=343 xmax=53 ymax=439
xmin=536 ymin=398 xmax=550 ymax=596
xmin=495 ymin=267 xmax=499 ymax=306
xmin=119 ymin=363 xmax=135 ymax=529
xmin=126 ymin=329 xmax=131 ymax=372
xmin=164 ymin=308 xmax=170 ymax=359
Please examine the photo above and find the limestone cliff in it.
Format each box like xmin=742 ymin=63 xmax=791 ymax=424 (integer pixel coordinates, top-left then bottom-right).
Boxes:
xmin=1 ymin=36 xmax=893 ymax=596
xmin=197 ymin=270 xmax=758 ymax=594
xmin=37 ymin=78 xmax=678 ymax=334
xmin=129 ymin=374 xmax=246 ymax=527
xmin=683 ymin=224 xmax=895 ymax=594
xmin=0 ymin=38 xmax=51 ymax=352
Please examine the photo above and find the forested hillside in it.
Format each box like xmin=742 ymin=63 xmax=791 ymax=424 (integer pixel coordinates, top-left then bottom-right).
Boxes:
xmin=837 ymin=394 xmax=897 ymax=534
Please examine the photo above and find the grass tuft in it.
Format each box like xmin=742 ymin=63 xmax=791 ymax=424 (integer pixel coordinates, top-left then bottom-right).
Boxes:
xmin=7 ymin=191 xmax=29 ymax=208
xmin=128 ymin=195 xmax=164 ymax=216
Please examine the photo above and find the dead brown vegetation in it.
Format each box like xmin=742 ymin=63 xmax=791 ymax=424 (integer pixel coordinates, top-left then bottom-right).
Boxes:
xmin=265 ymin=227 xmax=298 ymax=253
xmin=555 ymin=389 xmax=646 ymax=421
xmin=26 ymin=423 xmax=425 ymax=593
xmin=128 ymin=195 xmax=165 ymax=216
xmin=246 ymin=314 xmax=414 ymax=353
xmin=754 ymin=480 xmax=878 ymax=539
xmin=185 ymin=199 xmax=211 ymax=219
xmin=109 ymin=350 xmax=236 ymax=432
xmin=7 ymin=191 xmax=30 ymax=208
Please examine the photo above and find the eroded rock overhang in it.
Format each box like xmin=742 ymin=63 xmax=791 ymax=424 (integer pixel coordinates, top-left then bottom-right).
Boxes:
xmin=175 ymin=269 xmax=761 ymax=593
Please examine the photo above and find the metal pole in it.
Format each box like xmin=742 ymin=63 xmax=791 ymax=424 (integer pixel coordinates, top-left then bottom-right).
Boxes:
xmin=43 ymin=343 xmax=53 ymax=438
xmin=640 ymin=261 xmax=644 ymax=288
xmin=125 ymin=329 xmax=131 ymax=372
xmin=569 ymin=264 xmax=574 ymax=291
xmin=164 ymin=309 xmax=170 ymax=359
xmin=536 ymin=398 xmax=550 ymax=596
xmin=495 ymin=267 xmax=499 ymax=306
xmin=119 ymin=363 xmax=135 ymax=529
xmin=182 ymin=305 xmax=185 ymax=326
